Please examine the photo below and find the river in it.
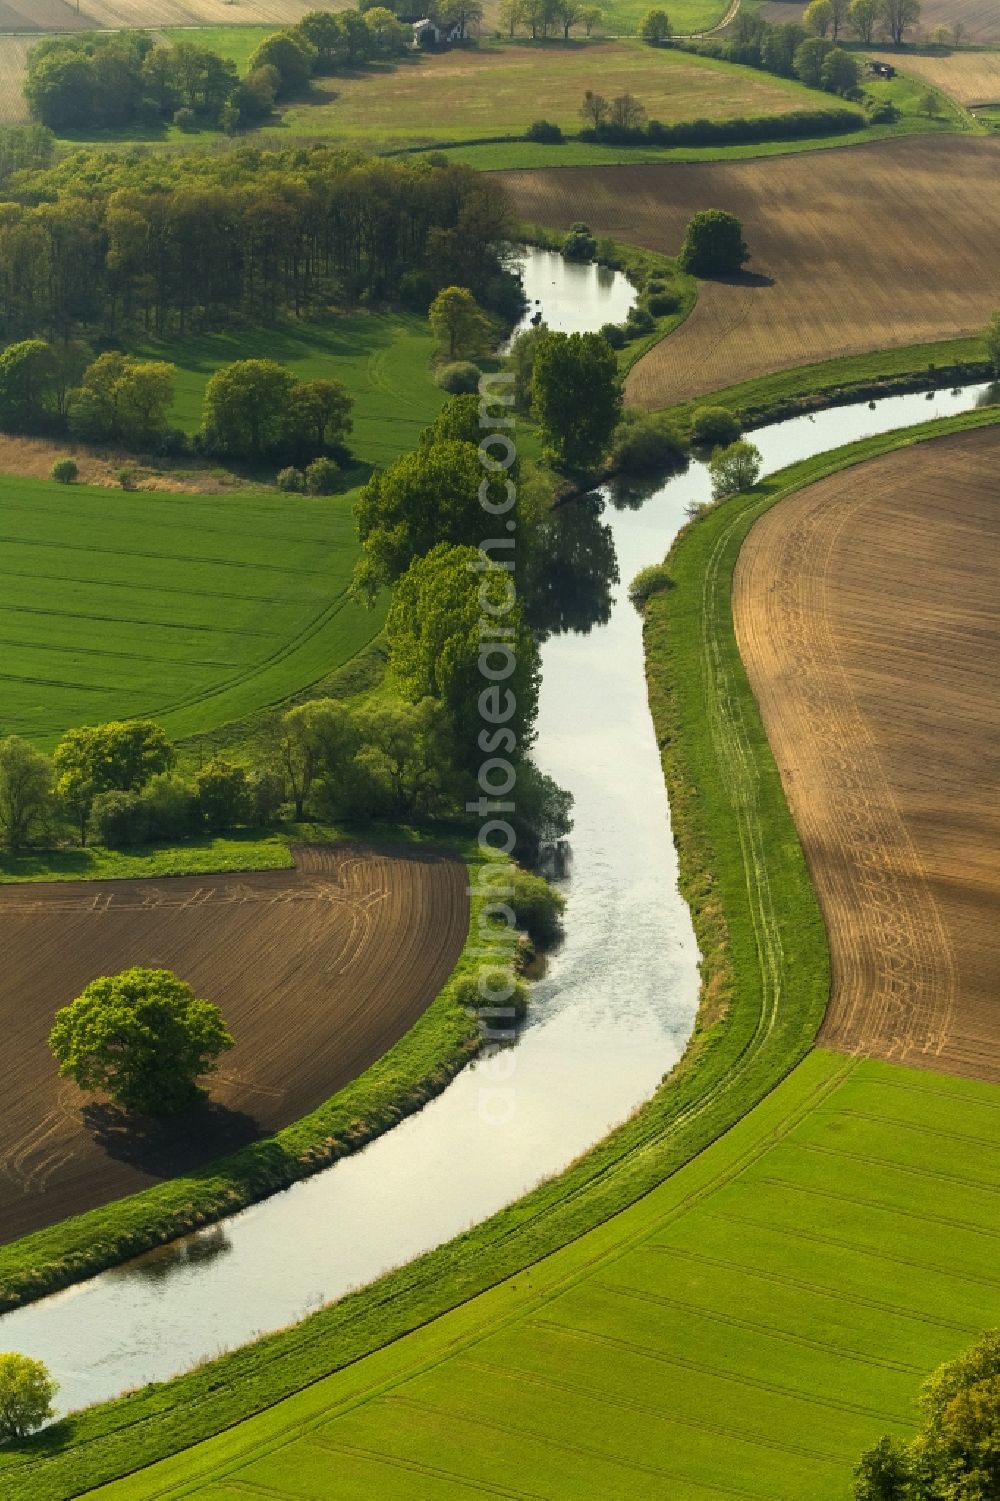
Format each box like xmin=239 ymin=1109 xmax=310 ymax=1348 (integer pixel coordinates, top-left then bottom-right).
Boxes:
xmin=0 ymin=251 xmax=991 ymax=1419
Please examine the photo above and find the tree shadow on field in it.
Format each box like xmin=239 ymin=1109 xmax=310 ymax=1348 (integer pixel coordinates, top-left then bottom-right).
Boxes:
xmin=83 ymin=1099 xmax=264 ymax=1179
xmin=717 ymin=269 xmax=775 ymax=288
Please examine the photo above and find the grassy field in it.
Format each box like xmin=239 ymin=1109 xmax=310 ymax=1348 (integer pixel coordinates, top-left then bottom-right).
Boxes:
xmin=0 ymin=476 xmax=381 ymax=747
xmin=0 ymin=312 xmax=444 ymax=749
xmin=243 ymin=41 xmax=825 ymax=149
xmin=139 ymin=311 xmax=443 ymax=468
xmin=79 ymin=1050 xmax=1000 ymax=1501
xmin=160 ymin=22 xmax=275 ymax=72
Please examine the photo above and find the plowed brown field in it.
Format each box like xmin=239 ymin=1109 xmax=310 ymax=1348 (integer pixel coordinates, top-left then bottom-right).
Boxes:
xmin=501 ymin=136 xmax=1000 ymax=408
xmin=0 ymin=845 xmax=467 ymax=1244
xmin=733 ymin=425 xmax=1000 ymax=1082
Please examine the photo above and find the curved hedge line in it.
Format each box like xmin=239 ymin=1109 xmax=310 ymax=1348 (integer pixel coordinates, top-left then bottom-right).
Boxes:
xmin=580 ymin=106 xmax=864 ymax=147
xmin=6 ymin=408 xmax=998 ymax=1501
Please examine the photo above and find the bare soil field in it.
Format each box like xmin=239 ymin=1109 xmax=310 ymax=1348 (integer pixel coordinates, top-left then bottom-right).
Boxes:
xmin=869 ymin=47 xmax=1000 ymax=105
xmin=0 ymin=0 xmax=320 ymax=29
xmin=733 ymin=425 xmax=1000 ymax=1082
xmin=502 ymin=136 xmax=1000 ymax=408
xmin=0 ymin=844 xmax=467 ymax=1244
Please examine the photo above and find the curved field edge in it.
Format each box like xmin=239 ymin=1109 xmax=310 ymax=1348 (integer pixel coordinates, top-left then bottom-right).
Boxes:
xmin=650 ymin=335 xmax=992 ymax=429
xmin=13 ymin=413 xmax=998 ymax=1500
xmin=0 ymin=837 xmax=484 ymax=1319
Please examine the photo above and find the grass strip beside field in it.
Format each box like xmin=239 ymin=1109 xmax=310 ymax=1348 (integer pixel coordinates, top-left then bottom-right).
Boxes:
xmin=86 ymin=1050 xmax=1000 ymax=1500
xmin=654 ymin=336 xmax=993 ymax=429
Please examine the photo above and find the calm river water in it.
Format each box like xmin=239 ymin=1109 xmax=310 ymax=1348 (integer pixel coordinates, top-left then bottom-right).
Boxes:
xmin=0 ymin=251 xmax=990 ymax=1418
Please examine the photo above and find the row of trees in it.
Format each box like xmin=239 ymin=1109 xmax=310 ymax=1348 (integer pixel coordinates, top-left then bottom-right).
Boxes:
xmin=23 ymin=10 xmax=428 ymax=137
xmin=0 ymin=672 xmax=566 ymax=858
xmin=0 ymin=697 xmax=451 ymax=855
xmin=692 ymin=6 xmax=917 ymax=84
xmin=0 ymin=341 xmax=353 ymax=464
xmin=497 ymin=0 xmax=604 ymax=39
xmin=802 ymin=0 xmax=921 ymax=45
xmin=0 ymin=151 xmax=517 ymax=344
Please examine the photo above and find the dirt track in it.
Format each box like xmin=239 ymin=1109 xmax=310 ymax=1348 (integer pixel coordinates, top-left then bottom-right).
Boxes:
xmin=733 ymin=426 xmax=1000 ymax=1082
xmin=501 ymin=136 xmax=1000 ymax=408
xmin=0 ymin=845 xmax=467 ymax=1245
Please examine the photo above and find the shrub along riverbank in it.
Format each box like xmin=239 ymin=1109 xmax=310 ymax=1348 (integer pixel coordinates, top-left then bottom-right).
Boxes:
xmin=10 ymin=406 xmax=997 ymax=1500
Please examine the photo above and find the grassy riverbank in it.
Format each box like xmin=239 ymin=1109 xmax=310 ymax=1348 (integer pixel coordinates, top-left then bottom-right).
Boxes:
xmin=12 ymin=406 xmax=999 ymax=1500
xmin=656 ymin=335 xmax=992 ymax=431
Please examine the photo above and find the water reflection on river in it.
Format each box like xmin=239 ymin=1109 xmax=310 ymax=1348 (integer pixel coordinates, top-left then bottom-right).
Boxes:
xmin=0 ymin=249 xmax=989 ymax=1416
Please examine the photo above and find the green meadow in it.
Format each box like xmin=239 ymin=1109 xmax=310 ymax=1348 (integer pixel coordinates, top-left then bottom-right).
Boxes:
xmin=139 ymin=311 xmax=443 ymax=470
xmin=0 ymin=313 xmax=445 ymax=750
xmin=0 ymin=477 xmax=382 ymax=747
xmin=92 ymin=1050 xmax=1000 ymax=1501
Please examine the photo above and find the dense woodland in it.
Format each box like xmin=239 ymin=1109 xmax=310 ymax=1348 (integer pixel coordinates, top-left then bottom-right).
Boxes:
xmin=0 ymin=150 xmax=518 ymax=342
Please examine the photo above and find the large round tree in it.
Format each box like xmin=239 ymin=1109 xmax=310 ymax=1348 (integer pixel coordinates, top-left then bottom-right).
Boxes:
xmin=678 ymin=210 xmax=750 ymax=277
xmin=49 ymin=968 xmax=234 ymax=1116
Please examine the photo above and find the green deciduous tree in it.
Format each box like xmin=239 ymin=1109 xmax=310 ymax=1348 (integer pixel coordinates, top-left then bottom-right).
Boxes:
xmin=286 ymin=378 xmax=353 ymax=456
xmin=0 ymin=736 xmax=53 ymax=852
xmin=201 ymin=359 xmax=298 ymax=459
xmin=363 ymin=7 xmax=411 ymax=53
xmin=793 ymin=34 xmax=834 ymax=86
xmin=678 ymin=209 xmax=750 ymax=276
xmin=273 ymin=699 xmax=358 ymax=820
xmin=879 ymin=0 xmax=919 ymax=43
xmin=0 ymin=339 xmax=58 ymax=434
xmin=855 ymin=1330 xmax=1000 ymax=1500
xmin=67 ymin=352 xmax=175 ymax=448
xmin=804 ymin=0 xmax=833 ymax=34
xmin=709 ymin=439 xmax=762 ymax=497
xmin=24 ymin=49 xmax=96 ymax=131
xmin=194 ymin=758 xmax=251 ymax=831
xmin=49 ymin=967 xmax=234 ymax=1116
xmin=821 ymin=46 xmax=860 ymax=94
xmin=429 ymin=286 xmax=495 ymax=360
xmin=985 ymin=310 xmax=1000 ymax=376
xmin=53 ymin=720 xmax=173 ymax=843
xmin=848 ymin=0 xmax=879 ymax=39
xmin=386 ymin=543 xmax=540 ymax=771
xmin=354 ymin=438 xmax=485 ymax=598
xmin=530 ymin=330 xmax=622 ymax=472
xmin=640 ymin=8 xmax=673 ymax=41
xmin=353 ymin=698 xmax=451 ymax=814
xmin=247 ymin=31 xmax=317 ymax=97
xmin=0 ymin=1352 xmax=57 ymax=1442
xmin=421 ymin=392 xmax=483 ymax=448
